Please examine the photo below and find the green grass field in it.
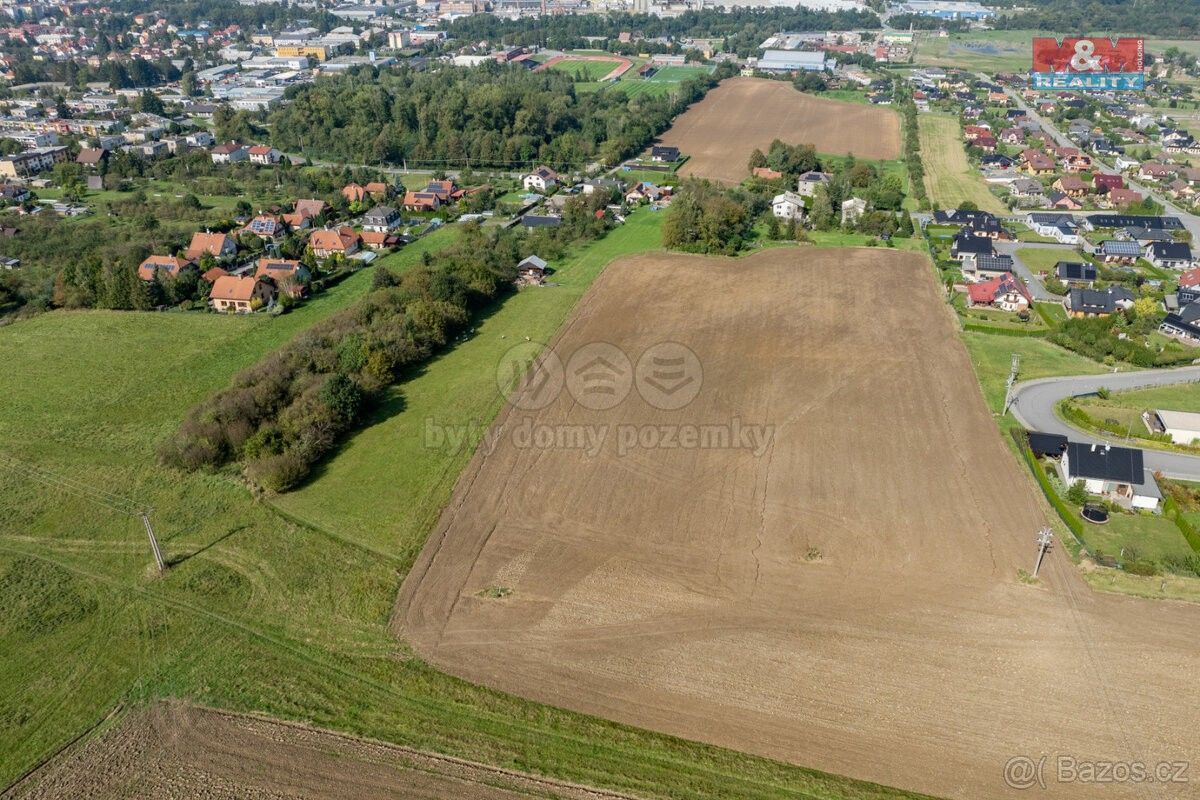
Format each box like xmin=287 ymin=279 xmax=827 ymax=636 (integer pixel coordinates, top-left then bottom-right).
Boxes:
xmin=961 ymin=332 xmax=1107 ymax=413
xmin=915 ymin=30 xmax=1200 ymax=73
xmin=548 ymin=58 xmax=620 ymax=81
xmin=0 ymin=213 xmax=938 ymax=799
xmin=917 ymin=113 xmax=1007 ymax=215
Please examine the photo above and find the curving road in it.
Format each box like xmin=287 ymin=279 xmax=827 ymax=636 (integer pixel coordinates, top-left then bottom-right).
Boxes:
xmin=1009 ymin=365 xmax=1200 ymax=480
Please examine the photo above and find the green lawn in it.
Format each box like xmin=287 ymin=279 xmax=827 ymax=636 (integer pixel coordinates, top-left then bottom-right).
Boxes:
xmin=0 ymin=211 xmax=940 ymax=799
xmin=1075 ymin=511 xmax=1196 ymax=566
xmin=1015 ymin=246 xmax=1077 ymax=276
xmin=961 ymin=332 xmax=1107 ymax=413
xmin=548 ymin=58 xmax=621 ymax=81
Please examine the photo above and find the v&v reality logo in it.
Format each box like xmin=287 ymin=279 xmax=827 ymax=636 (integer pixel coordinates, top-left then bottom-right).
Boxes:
xmin=1030 ymin=37 xmax=1145 ymax=91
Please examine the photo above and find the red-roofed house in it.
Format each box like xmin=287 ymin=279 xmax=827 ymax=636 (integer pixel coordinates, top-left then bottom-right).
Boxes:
xmin=247 ymin=145 xmax=281 ymax=165
xmin=309 ymin=226 xmax=359 ymax=258
xmin=137 ymin=254 xmax=192 ymax=282
xmin=1178 ymin=267 xmax=1200 ymax=291
xmin=1053 ymin=175 xmax=1089 ymax=197
xmin=255 ymin=257 xmax=308 ymax=297
xmin=1105 ymin=188 xmax=1143 ymax=208
xmin=282 ymin=198 xmax=326 ymax=228
xmin=341 ymin=183 xmax=368 ymax=203
xmin=752 ymin=166 xmax=783 ymax=180
xmin=966 ymin=273 xmax=1031 ymax=312
xmin=185 ymin=231 xmax=237 ymax=260
xmin=209 ymin=275 xmax=275 ymax=313
xmin=1093 ymin=173 xmax=1124 ymax=194
xmin=360 ymin=230 xmax=398 ymax=250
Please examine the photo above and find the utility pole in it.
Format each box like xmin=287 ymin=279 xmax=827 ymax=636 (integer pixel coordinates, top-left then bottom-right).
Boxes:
xmin=1033 ymin=527 xmax=1053 ymax=577
xmin=1002 ymin=353 xmax=1021 ymax=415
xmin=140 ymin=510 xmax=166 ymax=574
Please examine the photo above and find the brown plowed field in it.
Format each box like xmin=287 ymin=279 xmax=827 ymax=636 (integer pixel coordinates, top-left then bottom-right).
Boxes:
xmin=4 ymin=703 xmax=638 ymax=800
xmin=398 ymin=247 xmax=1200 ymax=800
xmin=659 ymin=77 xmax=902 ymax=184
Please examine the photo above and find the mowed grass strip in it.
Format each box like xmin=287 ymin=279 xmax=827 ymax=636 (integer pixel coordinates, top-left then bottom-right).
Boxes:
xmin=917 ymin=113 xmax=1007 ymax=215
xmin=0 ymin=209 xmax=941 ymax=800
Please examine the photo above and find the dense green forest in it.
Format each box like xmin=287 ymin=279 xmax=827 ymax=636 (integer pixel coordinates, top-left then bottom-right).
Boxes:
xmin=446 ymin=8 xmax=881 ymax=56
xmin=268 ymin=62 xmax=722 ymax=169
xmin=992 ymin=0 xmax=1199 ymax=37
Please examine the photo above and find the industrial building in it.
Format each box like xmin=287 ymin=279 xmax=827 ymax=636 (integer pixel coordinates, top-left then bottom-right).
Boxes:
xmin=895 ymin=1 xmax=993 ymax=19
xmin=754 ymin=49 xmax=829 ymax=73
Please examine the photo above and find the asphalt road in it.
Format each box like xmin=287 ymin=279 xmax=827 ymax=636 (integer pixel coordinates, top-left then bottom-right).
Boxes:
xmin=1009 ymin=366 xmax=1200 ymax=480
xmin=994 ymin=239 xmax=1066 ymax=300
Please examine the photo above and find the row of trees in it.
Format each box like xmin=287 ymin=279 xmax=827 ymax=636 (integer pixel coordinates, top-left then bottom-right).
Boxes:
xmin=268 ymin=62 xmax=722 ymax=171
xmin=992 ymin=0 xmax=1199 ymax=37
xmin=160 ymin=210 xmax=616 ymax=491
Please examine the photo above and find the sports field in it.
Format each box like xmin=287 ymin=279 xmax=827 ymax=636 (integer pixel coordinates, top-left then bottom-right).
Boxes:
xmin=399 ymin=246 xmax=1200 ymax=799
xmin=659 ymin=78 xmax=901 ymax=184
xmin=538 ymin=54 xmax=632 ymax=82
xmin=917 ymin=113 xmax=1007 ymax=215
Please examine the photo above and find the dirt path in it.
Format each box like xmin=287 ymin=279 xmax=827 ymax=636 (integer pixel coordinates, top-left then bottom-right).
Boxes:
xmin=397 ymin=247 xmax=1200 ymax=800
xmin=4 ymin=702 xmax=640 ymax=800
xmin=659 ymin=77 xmax=902 ymax=184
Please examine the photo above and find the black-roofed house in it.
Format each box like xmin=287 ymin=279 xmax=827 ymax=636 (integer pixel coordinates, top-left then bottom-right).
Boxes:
xmin=1028 ymin=431 xmax=1068 ymax=458
xmin=1160 ymin=302 xmax=1200 ymax=345
xmin=951 ymin=230 xmax=995 ymax=264
xmin=1145 ymin=241 xmax=1194 ymax=271
xmin=969 ymin=254 xmax=1015 ymax=275
xmin=1062 ymin=441 xmax=1161 ymax=511
xmin=1064 ymin=286 xmax=1134 ymax=318
xmin=650 ymin=145 xmax=680 ymax=162
xmin=1085 ymin=214 xmax=1183 ymax=231
xmin=1056 ymin=261 xmax=1097 ymax=286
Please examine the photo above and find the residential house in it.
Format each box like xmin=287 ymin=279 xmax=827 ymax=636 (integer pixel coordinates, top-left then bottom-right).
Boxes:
xmin=1145 ymin=241 xmax=1194 ymax=270
xmin=240 ymin=214 xmax=287 ymax=241
xmin=137 ymin=254 xmax=193 ymax=282
xmin=1086 ymin=214 xmax=1183 ymax=232
xmin=1062 ymin=441 xmax=1160 ymax=511
xmin=1000 ymin=127 xmax=1023 ymax=145
xmin=969 ymin=254 xmax=1015 ymax=275
xmin=974 ymin=134 xmax=997 ymax=152
xmin=523 ymin=165 xmax=559 ymax=193
xmin=210 ymin=275 xmax=275 ymax=313
xmin=1092 ymin=174 xmax=1124 ymax=194
xmin=771 ymin=191 xmax=806 ymax=221
xmin=951 ymin=230 xmax=995 ymax=263
xmin=1104 ymin=188 xmax=1143 ymax=208
xmin=1053 ymin=175 xmax=1089 ymax=198
xmin=1055 ymin=261 xmax=1097 ymax=286
xmin=840 ymin=197 xmax=866 ymax=226
xmin=966 ymin=272 xmax=1030 ymax=312
xmin=1026 ymin=212 xmax=1076 ymax=237
xmin=185 ymin=231 xmax=237 ymax=261
xmin=582 ymin=178 xmax=625 ymax=196
xmin=1114 ymin=154 xmax=1139 ymax=172
xmin=796 ymin=170 xmax=832 ymax=198
xmin=210 ymin=142 xmax=247 ymax=164
xmin=1020 ymin=150 xmax=1056 ymax=176
xmin=1097 ymin=239 xmax=1142 ymax=265
xmin=75 ymin=147 xmax=106 ymax=168
xmin=1009 ymin=178 xmax=1045 ymax=204
xmin=401 ymin=179 xmax=459 ymax=211
xmin=752 ymin=166 xmax=783 ymax=181
xmin=362 ymin=204 xmax=400 ymax=233
xmin=1138 ymin=162 xmax=1175 ymax=182
xmin=364 ymin=181 xmax=393 ymax=198
xmin=1048 ymin=191 xmax=1083 ymax=211
xmin=255 ymin=257 xmax=308 ymax=296
xmin=650 ymin=145 xmax=680 ymax=162
xmin=247 ymin=145 xmax=281 ymax=165
xmin=342 ymin=183 xmax=369 ymax=204
xmin=282 ymin=198 xmax=326 ymax=228
xmin=1064 ymin=286 xmax=1134 ymax=317
xmin=1160 ymin=303 xmax=1200 ymax=345
xmin=359 ymin=231 xmax=399 ymax=250
xmin=309 ymin=226 xmax=360 ymax=258
xmin=625 ymin=182 xmax=671 ymax=205
xmin=520 ymin=213 xmax=562 ymax=229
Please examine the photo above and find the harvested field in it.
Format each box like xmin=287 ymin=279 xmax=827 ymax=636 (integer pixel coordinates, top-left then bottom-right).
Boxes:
xmin=5 ymin=703 xmax=637 ymax=800
xmin=659 ymin=78 xmax=901 ymax=184
xmin=398 ymin=247 xmax=1200 ymax=800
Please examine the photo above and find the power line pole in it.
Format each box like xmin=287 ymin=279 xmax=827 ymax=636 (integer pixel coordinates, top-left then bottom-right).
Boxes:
xmin=1033 ymin=527 xmax=1053 ymax=577
xmin=140 ymin=510 xmax=166 ymax=574
xmin=1002 ymin=352 xmax=1021 ymax=415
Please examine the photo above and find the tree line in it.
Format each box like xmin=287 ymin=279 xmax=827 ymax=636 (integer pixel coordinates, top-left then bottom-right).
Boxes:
xmin=991 ymin=0 xmax=1198 ymax=38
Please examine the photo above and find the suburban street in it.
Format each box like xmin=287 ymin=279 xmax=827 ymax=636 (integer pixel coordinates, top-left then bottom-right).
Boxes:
xmin=1009 ymin=366 xmax=1200 ymax=480
xmin=998 ymin=81 xmax=1200 ymax=242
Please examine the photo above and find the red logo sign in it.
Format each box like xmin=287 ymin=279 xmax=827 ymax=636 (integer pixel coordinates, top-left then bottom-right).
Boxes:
xmin=1032 ymin=37 xmax=1143 ymax=74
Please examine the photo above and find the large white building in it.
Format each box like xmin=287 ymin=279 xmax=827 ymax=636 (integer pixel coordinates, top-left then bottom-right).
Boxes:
xmin=754 ymin=49 xmax=829 ymax=73
xmin=1153 ymin=410 xmax=1200 ymax=446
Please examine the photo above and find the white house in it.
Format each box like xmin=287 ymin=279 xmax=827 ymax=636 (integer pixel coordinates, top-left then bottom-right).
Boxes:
xmin=771 ymin=191 xmax=806 ymax=221
xmin=841 ymin=197 xmax=866 ymax=225
xmin=1145 ymin=241 xmax=1194 ymax=270
xmin=1152 ymin=410 xmax=1200 ymax=445
xmin=523 ymin=165 xmax=559 ymax=193
xmin=1114 ymin=154 xmax=1139 ymax=172
xmin=210 ymin=142 xmax=248 ymax=164
xmin=1062 ymin=441 xmax=1160 ymax=511
xmin=247 ymin=145 xmax=282 ymax=165
xmin=795 ymin=170 xmax=832 ymax=198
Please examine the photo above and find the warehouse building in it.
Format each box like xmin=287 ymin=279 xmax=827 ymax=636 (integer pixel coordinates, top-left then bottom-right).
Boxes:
xmin=754 ymin=50 xmax=829 ymax=73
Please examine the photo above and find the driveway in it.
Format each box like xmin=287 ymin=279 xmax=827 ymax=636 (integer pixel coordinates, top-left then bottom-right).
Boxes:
xmin=993 ymin=239 xmax=1069 ymax=301
xmin=1009 ymin=365 xmax=1200 ymax=480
